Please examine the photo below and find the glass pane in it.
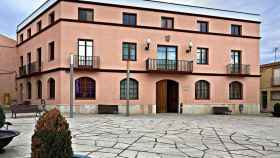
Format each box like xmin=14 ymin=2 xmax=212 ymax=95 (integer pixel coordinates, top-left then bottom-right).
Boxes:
xmin=79 ymin=46 xmax=85 ymax=56
xmin=86 ymin=46 xmax=93 ymax=56
xmin=79 ymin=41 xmax=85 ymax=46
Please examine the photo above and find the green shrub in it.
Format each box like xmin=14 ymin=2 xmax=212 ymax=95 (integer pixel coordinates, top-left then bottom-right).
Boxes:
xmin=31 ymin=109 xmax=73 ymax=158
xmin=274 ymin=103 xmax=280 ymax=113
xmin=0 ymin=105 xmax=5 ymax=128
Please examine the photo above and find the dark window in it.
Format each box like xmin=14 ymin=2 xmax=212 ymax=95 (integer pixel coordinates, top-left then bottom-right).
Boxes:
xmin=122 ymin=42 xmax=136 ymax=61
xmin=195 ymin=80 xmax=210 ymax=99
xmin=78 ymin=39 xmax=93 ymax=66
xmin=27 ymin=82 xmax=32 ymax=99
xmin=27 ymin=52 xmax=31 ymax=73
xmin=48 ymin=41 xmax=55 ymax=61
xmin=231 ymin=25 xmax=242 ymax=36
xmin=161 ymin=17 xmax=174 ymax=29
xmin=49 ymin=12 xmax=55 ymax=25
xmin=75 ymin=77 xmax=96 ymax=99
xmin=120 ymin=78 xmax=139 ymax=100
xmin=157 ymin=45 xmax=177 ymax=70
xmin=78 ymin=8 xmax=94 ymax=21
xmin=198 ymin=21 xmax=208 ymax=32
xmin=37 ymin=80 xmax=42 ymax=99
xmin=196 ymin=48 xmax=208 ymax=64
xmin=123 ymin=13 xmax=137 ymax=26
xmin=48 ymin=78 xmax=55 ymax=99
xmin=27 ymin=28 xmax=31 ymax=38
xmin=229 ymin=81 xmax=243 ymax=99
xmin=20 ymin=56 xmax=23 ymax=67
xmin=20 ymin=34 xmax=23 ymax=42
xmin=37 ymin=21 xmax=42 ymax=32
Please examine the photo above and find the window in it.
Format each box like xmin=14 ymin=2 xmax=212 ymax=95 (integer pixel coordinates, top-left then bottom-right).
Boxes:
xmin=231 ymin=25 xmax=242 ymax=36
xmin=48 ymin=41 xmax=55 ymax=61
xmin=37 ymin=21 xmax=42 ymax=32
xmin=27 ymin=82 xmax=32 ymax=99
xmin=122 ymin=42 xmax=136 ymax=61
xmin=20 ymin=56 xmax=23 ymax=67
xmin=48 ymin=78 xmax=55 ymax=99
xmin=198 ymin=21 xmax=208 ymax=32
xmin=195 ymin=80 xmax=210 ymax=99
xmin=27 ymin=28 xmax=31 ymax=38
xmin=229 ymin=81 xmax=243 ymax=99
xmin=157 ymin=45 xmax=177 ymax=70
xmin=49 ymin=12 xmax=55 ymax=25
xmin=230 ymin=50 xmax=241 ymax=73
xmin=123 ymin=13 xmax=137 ymax=26
xmin=161 ymin=17 xmax=174 ymax=29
xmin=273 ymin=68 xmax=280 ymax=85
xmin=78 ymin=8 xmax=94 ymax=21
xmin=37 ymin=80 xmax=42 ymax=99
xmin=120 ymin=78 xmax=139 ymax=100
xmin=75 ymin=77 xmax=96 ymax=99
xmin=196 ymin=48 xmax=208 ymax=64
xmin=20 ymin=34 xmax=23 ymax=42
xmin=271 ymin=91 xmax=280 ymax=101
xmin=78 ymin=39 xmax=93 ymax=66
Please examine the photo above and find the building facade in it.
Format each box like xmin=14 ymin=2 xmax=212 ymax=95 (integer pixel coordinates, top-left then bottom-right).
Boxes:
xmin=0 ymin=34 xmax=17 ymax=105
xmin=16 ymin=0 xmax=261 ymax=114
xmin=260 ymin=62 xmax=280 ymax=112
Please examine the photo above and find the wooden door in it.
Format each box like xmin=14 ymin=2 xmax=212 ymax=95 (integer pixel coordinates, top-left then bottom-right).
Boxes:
xmin=156 ymin=81 xmax=167 ymax=113
xmin=167 ymin=81 xmax=179 ymax=113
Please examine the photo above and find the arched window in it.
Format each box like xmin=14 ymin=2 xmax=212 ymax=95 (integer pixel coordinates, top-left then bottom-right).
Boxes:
xmin=120 ymin=78 xmax=139 ymax=100
xmin=195 ymin=80 xmax=210 ymax=99
xmin=48 ymin=78 xmax=55 ymax=99
xmin=229 ymin=81 xmax=243 ymax=99
xmin=27 ymin=82 xmax=32 ymax=99
xmin=75 ymin=77 xmax=96 ymax=99
xmin=37 ymin=80 xmax=42 ymax=99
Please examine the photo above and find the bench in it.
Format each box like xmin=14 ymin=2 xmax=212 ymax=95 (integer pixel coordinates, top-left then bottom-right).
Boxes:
xmin=10 ymin=102 xmax=43 ymax=118
xmin=213 ymin=107 xmax=232 ymax=115
xmin=98 ymin=105 xmax=118 ymax=114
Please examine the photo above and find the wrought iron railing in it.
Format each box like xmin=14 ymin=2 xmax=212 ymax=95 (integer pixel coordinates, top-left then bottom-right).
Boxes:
xmin=227 ymin=64 xmax=250 ymax=75
xmin=146 ymin=58 xmax=193 ymax=73
xmin=73 ymin=55 xmax=100 ymax=69
xmin=19 ymin=61 xmax=42 ymax=77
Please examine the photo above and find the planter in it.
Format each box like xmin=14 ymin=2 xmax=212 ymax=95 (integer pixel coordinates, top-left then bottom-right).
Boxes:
xmin=0 ymin=130 xmax=20 ymax=151
xmin=272 ymin=112 xmax=280 ymax=117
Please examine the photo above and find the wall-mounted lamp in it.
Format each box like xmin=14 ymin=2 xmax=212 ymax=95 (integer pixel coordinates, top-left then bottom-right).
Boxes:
xmin=145 ymin=38 xmax=151 ymax=51
xmin=186 ymin=40 xmax=193 ymax=53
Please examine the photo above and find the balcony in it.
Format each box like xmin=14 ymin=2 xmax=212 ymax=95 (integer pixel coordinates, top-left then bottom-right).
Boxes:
xmin=73 ymin=55 xmax=100 ymax=70
xmin=19 ymin=62 xmax=42 ymax=77
xmin=146 ymin=58 xmax=193 ymax=73
xmin=227 ymin=64 xmax=250 ymax=75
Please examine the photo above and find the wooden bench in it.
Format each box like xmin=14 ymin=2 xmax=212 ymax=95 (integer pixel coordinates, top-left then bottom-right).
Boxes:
xmin=10 ymin=102 xmax=43 ymax=118
xmin=213 ymin=107 xmax=232 ymax=115
xmin=98 ymin=105 xmax=118 ymax=114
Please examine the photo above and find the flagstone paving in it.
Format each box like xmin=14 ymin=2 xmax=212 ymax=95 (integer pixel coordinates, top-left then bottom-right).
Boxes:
xmin=2 ymin=114 xmax=280 ymax=158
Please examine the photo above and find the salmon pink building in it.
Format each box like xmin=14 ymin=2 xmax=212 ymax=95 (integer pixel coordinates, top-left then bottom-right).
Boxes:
xmin=16 ymin=0 xmax=261 ymax=114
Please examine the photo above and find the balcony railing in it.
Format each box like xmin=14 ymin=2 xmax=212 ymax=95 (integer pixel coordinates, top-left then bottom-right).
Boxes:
xmin=73 ymin=55 xmax=100 ymax=70
xmin=146 ymin=58 xmax=193 ymax=73
xmin=19 ymin=61 xmax=42 ymax=77
xmin=227 ymin=64 xmax=250 ymax=75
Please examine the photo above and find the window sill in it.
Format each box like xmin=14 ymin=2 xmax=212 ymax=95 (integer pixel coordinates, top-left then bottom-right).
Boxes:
xmin=76 ymin=98 xmax=96 ymax=100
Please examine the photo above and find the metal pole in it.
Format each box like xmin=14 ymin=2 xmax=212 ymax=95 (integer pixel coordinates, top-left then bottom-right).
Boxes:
xmin=126 ymin=60 xmax=130 ymax=116
xmin=274 ymin=48 xmax=279 ymax=62
xmin=70 ymin=54 xmax=74 ymax=118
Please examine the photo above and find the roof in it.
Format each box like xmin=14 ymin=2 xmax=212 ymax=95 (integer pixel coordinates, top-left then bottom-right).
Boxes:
xmin=17 ymin=0 xmax=261 ymax=31
xmin=261 ymin=62 xmax=280 ymax=69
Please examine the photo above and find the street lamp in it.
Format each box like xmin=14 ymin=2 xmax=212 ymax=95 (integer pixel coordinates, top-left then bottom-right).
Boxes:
xmin=69 ymin=54 xmax=74 ymax=118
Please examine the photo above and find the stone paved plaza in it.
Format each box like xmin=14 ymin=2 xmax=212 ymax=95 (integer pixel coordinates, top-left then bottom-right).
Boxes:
xmin=1 ymin=114 xmax=280 ymax=158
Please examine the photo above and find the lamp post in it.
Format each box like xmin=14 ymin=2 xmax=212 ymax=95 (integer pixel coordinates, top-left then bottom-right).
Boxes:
xmin=274 ymin=47 xmax=279 ymax=62
xmin=70 ymin=54 xmax=74 ymax=118
xmin=126 ymin=60 xmax=130 ymax=116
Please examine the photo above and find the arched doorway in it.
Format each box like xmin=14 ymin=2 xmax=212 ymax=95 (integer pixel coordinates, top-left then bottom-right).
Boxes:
xmin=156 ymin=80 xmax=179 ymax=113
